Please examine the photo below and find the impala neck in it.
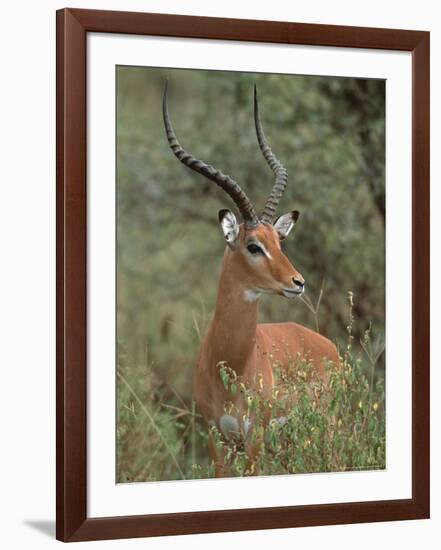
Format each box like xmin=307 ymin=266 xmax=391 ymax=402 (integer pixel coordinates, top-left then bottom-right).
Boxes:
xmin=210 ymin=248 xmax=259 ymax=376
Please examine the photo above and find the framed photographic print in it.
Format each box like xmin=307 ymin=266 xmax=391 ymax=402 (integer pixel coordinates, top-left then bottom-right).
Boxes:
xmin=56 ymin=8 xmax=430 ymax=542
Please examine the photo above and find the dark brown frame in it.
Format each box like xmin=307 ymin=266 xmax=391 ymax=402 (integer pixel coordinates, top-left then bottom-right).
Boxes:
xmin=56 ymin=7 xmax=430 ymax=542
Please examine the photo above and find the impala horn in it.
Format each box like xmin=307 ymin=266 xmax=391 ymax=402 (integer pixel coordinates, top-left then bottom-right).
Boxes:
xmin=254 ymin=84 xmax=289 ymax=224
xmin=163 ymin=82 xmax=259 ymax=228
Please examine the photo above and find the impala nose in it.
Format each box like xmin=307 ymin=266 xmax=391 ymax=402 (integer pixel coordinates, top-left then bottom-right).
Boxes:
xmin=293 ymin=277 xmax=305 ymax=289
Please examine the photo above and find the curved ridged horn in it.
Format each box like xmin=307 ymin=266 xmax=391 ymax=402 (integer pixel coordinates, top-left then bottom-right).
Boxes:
xmin=163 ymin=82 xmax=259 ymax=228
xmin=254 ymin=84 xmax=289 ymax=224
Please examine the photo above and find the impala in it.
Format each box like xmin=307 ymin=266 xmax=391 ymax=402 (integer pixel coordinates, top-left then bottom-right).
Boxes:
xmin=163 ymin=83 xmax=339 ymax=476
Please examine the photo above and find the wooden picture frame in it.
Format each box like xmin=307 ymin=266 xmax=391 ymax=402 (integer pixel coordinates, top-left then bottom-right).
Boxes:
xmin=56 ymin=7 xmax=430 ymax=541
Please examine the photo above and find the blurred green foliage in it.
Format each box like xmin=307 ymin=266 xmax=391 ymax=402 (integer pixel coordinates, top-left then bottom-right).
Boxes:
xmin=116 ymin=67 xmax=385 ymax=482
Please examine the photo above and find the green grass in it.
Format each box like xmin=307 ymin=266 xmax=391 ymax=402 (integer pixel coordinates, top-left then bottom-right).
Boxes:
xmin=116 ymin=341 xmax=214 ymax=482
xmin=116 ymin=297 xmax=385 ymax=482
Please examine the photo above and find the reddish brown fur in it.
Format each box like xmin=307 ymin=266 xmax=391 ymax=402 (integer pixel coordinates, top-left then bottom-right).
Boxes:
xmin=193 ymin=222 xmax=339 ymax=476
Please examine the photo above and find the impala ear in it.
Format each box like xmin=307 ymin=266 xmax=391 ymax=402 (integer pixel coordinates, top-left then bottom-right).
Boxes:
xmin=273 ymin=211 xmax=300 ymax=240
xmin=219 ymin=209 xmax=240 ymax=248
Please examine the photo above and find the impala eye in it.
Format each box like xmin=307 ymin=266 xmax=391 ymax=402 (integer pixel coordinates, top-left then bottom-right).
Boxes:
xmin=247 ymin=243 xmax=263 ymax=255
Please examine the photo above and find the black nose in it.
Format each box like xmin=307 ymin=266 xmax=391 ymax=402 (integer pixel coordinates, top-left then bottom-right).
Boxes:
xmin=293 ymin=277 xmax=304 ymax=288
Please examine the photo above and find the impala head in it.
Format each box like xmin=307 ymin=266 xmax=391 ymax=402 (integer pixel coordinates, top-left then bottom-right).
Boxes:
xmin=218 ymin=209 xmax=304 ymax=299
xmin=163 ymin=82 xmax=305 ymax=299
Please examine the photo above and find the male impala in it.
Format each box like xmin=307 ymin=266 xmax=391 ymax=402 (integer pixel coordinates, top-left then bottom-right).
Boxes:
xmin=163 ymin=83 xmax=339 ymax=476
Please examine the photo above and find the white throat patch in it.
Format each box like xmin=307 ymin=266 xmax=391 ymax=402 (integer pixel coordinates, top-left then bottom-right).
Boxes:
xmin=243 ymin=289 xmax=261 ymax=303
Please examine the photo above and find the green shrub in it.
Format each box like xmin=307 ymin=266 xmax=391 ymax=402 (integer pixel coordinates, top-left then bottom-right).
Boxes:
xmin=117 ymin=295 xmax=385 ymax=481
xmin=213 ymin=351 xmax=385 ymax=477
